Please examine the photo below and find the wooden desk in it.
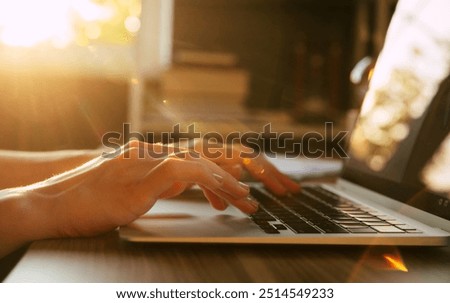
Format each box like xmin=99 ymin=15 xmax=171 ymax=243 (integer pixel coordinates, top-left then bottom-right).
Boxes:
xmin=4 ymin=231 xmax=450 ymax=282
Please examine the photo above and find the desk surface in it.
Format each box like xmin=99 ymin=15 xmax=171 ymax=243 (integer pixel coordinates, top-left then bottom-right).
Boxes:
xmin=4 ymin=231 xmax=450 ymax=282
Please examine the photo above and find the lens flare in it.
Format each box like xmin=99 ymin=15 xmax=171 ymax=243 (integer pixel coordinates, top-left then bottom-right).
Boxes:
xmin=383 ymin=254 xmax=409 ymax=272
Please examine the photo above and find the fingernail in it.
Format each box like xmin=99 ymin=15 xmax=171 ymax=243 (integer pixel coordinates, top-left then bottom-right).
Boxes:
xmin=213 ymin=173 xmax=224 ymax=184
xmin=245 ymin=196 xmax=259 ymax=210
xmin=239 ymin=181 xmax=250 ymax=191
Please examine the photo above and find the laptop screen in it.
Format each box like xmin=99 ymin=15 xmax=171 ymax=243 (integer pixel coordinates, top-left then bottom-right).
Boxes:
xmin=341 ymin=0 xmax=450 ymax=221
xmin=342 ymin=75 xmax=450 ymax=221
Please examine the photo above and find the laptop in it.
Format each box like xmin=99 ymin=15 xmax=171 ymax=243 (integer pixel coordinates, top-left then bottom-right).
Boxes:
xmin=119 ymin=76 xmax=450 ymax=246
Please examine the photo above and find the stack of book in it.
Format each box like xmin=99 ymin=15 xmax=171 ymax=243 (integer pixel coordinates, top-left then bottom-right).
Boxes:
xmin=160 ymin=49 xmax=249 ymax=117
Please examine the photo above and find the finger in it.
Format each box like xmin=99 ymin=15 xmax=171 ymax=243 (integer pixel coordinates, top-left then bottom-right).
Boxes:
xmin=203 ymin=185 xmax=259 ymax=215
xmin=242 ymin=157 xmax=299 ymax=196
xmin=227 ymin=195 xmax=259 ymax=214
xmin=271 ymin=169 xmax=301 ymax=193
xmin=219 ymin=164 xmax=243 ymax=180
xmin=254 ymin=170 xmax=290 ymax=196
xmin=169 ymin=151 xmax=250 ymax=199
xmin=158 ymin=181 xmax=189 ymax=199
xmin=204 ymin=183 xmax=258 ymax=214
xmin=261 ymin=169 xmax=300 ymax=196
xmin=200 ymin=186 xmax=228 ymax=211
xmin=142 ymin=155 xmax=258 ymax=213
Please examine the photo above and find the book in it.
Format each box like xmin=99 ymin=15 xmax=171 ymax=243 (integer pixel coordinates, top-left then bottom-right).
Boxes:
xmin=173 ymin=49 xmax=238 ymax=68
xmin=161 ymin=65 xmax=249 ymax=100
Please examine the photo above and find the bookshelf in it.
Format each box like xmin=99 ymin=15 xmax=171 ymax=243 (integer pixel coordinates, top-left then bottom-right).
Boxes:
xmin=129 ymin=0 xmax=397 ymax=144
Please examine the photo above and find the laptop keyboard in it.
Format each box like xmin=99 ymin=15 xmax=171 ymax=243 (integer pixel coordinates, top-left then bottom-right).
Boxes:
xmin=249 ymin=186 xmax=422 ymax=234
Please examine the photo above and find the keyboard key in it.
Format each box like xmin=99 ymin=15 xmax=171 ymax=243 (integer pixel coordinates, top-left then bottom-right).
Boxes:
xmin=273 ymin=224 xmax=288 ymax=230
xmin=287 ymin=223 xmax=321 ymax=234
xmin=339 ymin=223 xmax=369 ymax=229
xmin=250 ymin=187 xmax=274 ymax=205
xmin=375 ymin=215 xmax=395 ymax=220
xmin=344 ymin=211 xmax=371 ymax=216
xmin=358 ymin=218 xmax=385 ymax=223
xmin=296 ymin=195 xmax=344 ymax=216
xmin=347 ymin=227 xmax=377 ymax=233
xmin=250 ymin=210 xmax=276 ymax=222
xmin=394 ymin=224 xmax=415 ymax=230
xmin=332 ymin=219 xmax=361 ymax=224
xmin=330 ymin=215 xmax=355 ymax=220
xmin=312 ymin=221 xmax=348 ymax=233
xmin=370 ymin=226 xmax=405 ymax=233
xmin=254 ymin=222 xmax=280 ymax=234
xmin=395 ymin=224 xmax=422 ymax=233
xmin=405 ymin=230 xmax=423 ymax=233
xmin=363 ymin=221 xmax=392 ymax=226
xmin=385 ymin=219 xmax=405 ymax=225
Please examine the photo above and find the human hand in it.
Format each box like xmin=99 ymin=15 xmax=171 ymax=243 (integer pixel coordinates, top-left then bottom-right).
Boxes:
xmin=25 ymin=140 xmax=258 ymax=239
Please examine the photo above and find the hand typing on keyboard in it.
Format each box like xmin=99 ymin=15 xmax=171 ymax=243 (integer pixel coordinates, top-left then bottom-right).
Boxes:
xmin=0 ymin=139 xmax=301 ymax=259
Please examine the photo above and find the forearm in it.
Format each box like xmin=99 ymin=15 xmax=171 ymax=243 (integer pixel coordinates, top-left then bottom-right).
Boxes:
xmin=0 ymin=156 xmax=109 ymax=259
xmin=0 ymin=149 xmax=101 ymax=189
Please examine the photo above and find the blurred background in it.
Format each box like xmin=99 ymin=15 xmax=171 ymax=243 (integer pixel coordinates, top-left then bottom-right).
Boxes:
xmin=0 ymin=0 xmax=397 ymax=152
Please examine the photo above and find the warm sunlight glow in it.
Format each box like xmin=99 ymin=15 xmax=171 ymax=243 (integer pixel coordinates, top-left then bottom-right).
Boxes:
xmin=0 ymin=0 xmax=71 ymax=47
xmin=383 ymin=254 xmax=409 ymax=272
xmin=0 ymin=0 xmax=140 ymax=48
xmin=73 ymin=0 xmax=114 ymax=22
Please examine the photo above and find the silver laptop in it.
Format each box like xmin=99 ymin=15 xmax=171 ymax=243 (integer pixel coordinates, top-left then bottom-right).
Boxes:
xmin=119 ymin=78 xmax=450 ymax=246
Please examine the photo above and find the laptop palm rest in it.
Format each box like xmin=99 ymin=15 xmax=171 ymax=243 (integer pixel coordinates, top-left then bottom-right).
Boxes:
xmin=119 ymin=194 xmax=263 ymax=241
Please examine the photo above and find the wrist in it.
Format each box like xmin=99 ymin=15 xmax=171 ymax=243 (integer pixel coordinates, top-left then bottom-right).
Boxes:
xmin=14 ymin=188 xmax=63 ymax=241
xmin=0 ymin=188 xmax=59 ymax=257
